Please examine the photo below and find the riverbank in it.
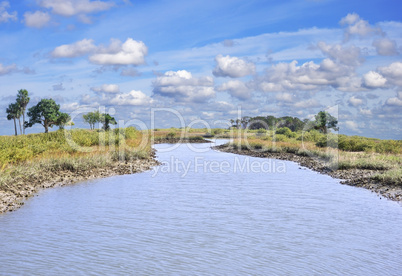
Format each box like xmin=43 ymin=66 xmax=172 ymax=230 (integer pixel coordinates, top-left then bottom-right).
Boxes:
xmin=153 ymin=136 xmax=211 ymax=144
xmin=0 ymin=150 xmax=160 ymax=213
xmin=214 ymin=144 xmax=402 ymax=203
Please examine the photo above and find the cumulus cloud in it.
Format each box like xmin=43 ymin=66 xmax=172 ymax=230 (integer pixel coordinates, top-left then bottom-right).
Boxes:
xmin=348 ymin=96 xmax=364 ymax=106
xmin=385 ymin=97 xmax=402 ymax=106
xmin=213 ymin=55 xmax=255 ymax=78
xmin=153 ymin=70 xmax=215 ymax=103
xmin=359 ymin=109 xmax=372 ymax=116
xmin=39 ymin=0 xmax=114 ymax=17
xmin=340 ymin=13 xmax=383 ymax=41
xmin=24 ymin=11 xmax=51 ymax=28
xmin=377 ymin=62 xmax=402 ymax=86
xmin=0 ymin=1 xmax=17 ymax=23
xmin=91 ymin=84 xmax=120 ymax=94
xmin=294 ymin=99 xmax=319 ymax=108
xmin=344 ymin=120 xmax=360 ymax=132
xmin=373 ymin=38 xmax=399 ymax=56
xmin=275 ymin=93 xmax=293 ymax=102
xmin=109 ymin=90 xmax=153 ymax=106
xmin=52 ymin=39 xmax=96 ymax=58
xmin=258 ymin=59 xmax=360 ymax=93
xmin=51 ymin=38 xmax=148 ymax=66
xmin=362 ymin=71 xmax=387 ymax=88
xmin=0 ymin=63 xmax=17 ymax=75
xmin=89 ymin=38 xmax=147 ymax=66
xmin=317 ymin=42 xmax=363 ymax=66
xmin=217 ymin=80 xmax=251 ymax=100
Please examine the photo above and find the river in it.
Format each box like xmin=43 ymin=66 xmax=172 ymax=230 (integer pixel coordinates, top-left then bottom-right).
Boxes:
xmin=0 ymin=140 xmax=401 ymax=275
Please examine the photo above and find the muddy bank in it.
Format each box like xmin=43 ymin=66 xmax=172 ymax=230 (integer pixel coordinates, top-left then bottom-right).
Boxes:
xmin=0 ymin=155 xmax=160 ymax=214
xmin=214 ymin=144 xmax=402 ymax=203
xmin=153 ymin=137 xmax=211 ymax=144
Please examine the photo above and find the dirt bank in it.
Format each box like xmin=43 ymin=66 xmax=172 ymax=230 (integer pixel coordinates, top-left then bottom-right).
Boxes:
xmin=0 ymin=154 xmax=160 ymax=213
xmin=214 ymin=144 xmax=402 ymax=203
xmin=153 ymin=137 xmax=211 ymax=144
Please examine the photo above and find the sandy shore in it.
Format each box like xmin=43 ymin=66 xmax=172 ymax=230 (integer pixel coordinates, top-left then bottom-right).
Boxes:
xmin=0 ymin=155 xmax=160 ymax=213
xmin=214 ymin=144 xmax=402 ymax=203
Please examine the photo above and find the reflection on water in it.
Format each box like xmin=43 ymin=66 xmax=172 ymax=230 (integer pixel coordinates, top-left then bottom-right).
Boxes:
xmin=0 ymin=140 xmax=401 ymax=275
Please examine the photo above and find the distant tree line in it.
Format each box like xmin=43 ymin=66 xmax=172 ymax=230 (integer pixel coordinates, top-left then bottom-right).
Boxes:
xmin=230 ymin=111 xmax=338 ymax=134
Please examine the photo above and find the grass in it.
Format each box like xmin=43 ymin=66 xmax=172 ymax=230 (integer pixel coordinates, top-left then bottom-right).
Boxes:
xmin=0 ymin=127 xmax=152 ymax=192
xmin=225 ymin=133 xmax=401 ymax=186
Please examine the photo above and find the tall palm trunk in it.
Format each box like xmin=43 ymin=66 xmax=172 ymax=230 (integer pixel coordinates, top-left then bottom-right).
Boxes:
xmin=22 ymin=113 xmax=26 ymax=135
xmin=18 ymin=118 xmax=22 ymax=135
xmin=13 ymin=118 xmax=17 ymax=136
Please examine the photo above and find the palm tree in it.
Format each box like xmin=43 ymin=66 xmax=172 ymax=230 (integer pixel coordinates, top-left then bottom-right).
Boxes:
xmin=16 ymin=89 xmax=30 ymax=135
xmin=6 ymin=103 xmax=20 ymax=136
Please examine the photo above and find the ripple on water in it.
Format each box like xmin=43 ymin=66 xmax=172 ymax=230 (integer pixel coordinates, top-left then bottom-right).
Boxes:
xmin=0 ymin=141 xmax=401 ymax=275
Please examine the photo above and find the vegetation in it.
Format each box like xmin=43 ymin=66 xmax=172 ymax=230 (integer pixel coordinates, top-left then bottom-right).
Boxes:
xmin=25 ymin=98 xmax=70 ymax=133
xmin=83 ymin=110 xmax=101 ymax=130
xmin=101 ymin=113 xmax=117 ymax=131
xmin=16 ymin=89 xmax=30 ymax=135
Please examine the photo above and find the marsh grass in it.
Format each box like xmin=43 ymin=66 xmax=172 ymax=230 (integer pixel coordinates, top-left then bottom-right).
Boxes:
xmin=0 ymin=127 xmax=152 ymax=192
xmin=227 ymin=135 xmax=401 ymax=185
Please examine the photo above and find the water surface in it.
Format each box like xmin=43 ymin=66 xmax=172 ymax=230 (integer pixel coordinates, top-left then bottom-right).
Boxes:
xmin=0 ymin=141 xmax=401 ymax=275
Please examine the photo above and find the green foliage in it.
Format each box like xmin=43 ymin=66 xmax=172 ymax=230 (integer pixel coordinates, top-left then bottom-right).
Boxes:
xmin=166 ymin=131 xmax=176 ymax=139
xmin=313 ymin=111 xmax=338 ymax=134
xmin=275 ymin=127 xmax=296 ymax=138
xmin=25 ymin=98 xmax=69 ymax=133
xmin=16 ymin=89 xmax=30 ymax=135
xmin=298 ymin=129 xmax=325 ymax=142
xmin=83 ymin=110 xmax=101 ymax=130
xmin=101 ymin=113 xmax=117 ymax=131
xmin=6 ymin=102 xmax=21 ymax=136
xmin=0 ymin=127 xmax=145 ymax=166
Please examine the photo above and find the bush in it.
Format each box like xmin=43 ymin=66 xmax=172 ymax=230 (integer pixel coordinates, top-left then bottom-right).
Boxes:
xmin=166 ymin=132 xmax=176 ymax=139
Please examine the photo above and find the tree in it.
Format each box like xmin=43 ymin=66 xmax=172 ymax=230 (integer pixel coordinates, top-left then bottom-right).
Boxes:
xmin=314 ymin=111 xmax=338 ymax=134
xmin=16 ymin=89 xmax=30 ymax=135
xmin=83 ymin=110 xmax=101 ymax=130
xmin=56 ymin=113 xmax=71 ymax=130
xmin=101 ymin=113 xmax=117 ymax=131
xmin=25 ymin=98 xmax=69 ymax=133
xmin=6 ymin=103 xmax=21 ymax=136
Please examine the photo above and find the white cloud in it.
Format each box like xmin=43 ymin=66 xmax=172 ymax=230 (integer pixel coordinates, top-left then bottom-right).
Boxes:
xmin=275 ymin=93 xmax=293 ymax=102
xmin=109 ymin=90 xmax=153 ymax=106
xmin=0 ymin=1 xmax=17 ymax=23
xmin=348 ymin=96 xmax=364 ymax=106
xmin=385 ymin=97 xmax=402 ymax=106
xmin=0 ymin=63 xmax=17 ymax=75
xmin=217 ymin=80 xmax=251 ymax=100
xmin=317 ymin=42 xmax=363 ymax=66
xmin=359 ymin=109 xmax=372 ymax=116
xmin=39 ymin=0 xmax=114 ymax=17
xmin=89 ymin=38 xmax=148 ymax=66
xmin=213 ymin=54 xmax=255 ymax=78
xmin=24 ymin=11 xmax=51 ymax=28
xmin=373 ymin=38 xmax=399 ymax=56
xmin=377 ymin=62 xmax=402 ymax=86
xmin=362 ymin=71 xmax=387 ymax=88
xmin=258 ymin=59 xmax=360 ymax=93
xmin=344 ymin=120 xmax=360 ymax=132
xmin=51 ymin=39 xmax=96 ymax=58
xmin=91 ymin=84 xmax=120 ymax=94
xmin=340 ymin=13 xmax=383 ymax=41
xmin=294 ymin=99 xmax=319 ymax=108
xmin=153 ymin=70 xmax=215 ymax=103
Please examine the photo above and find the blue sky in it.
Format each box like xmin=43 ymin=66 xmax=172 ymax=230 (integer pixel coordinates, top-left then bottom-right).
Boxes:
xmin=0 ymin=0 xmax=401 ymax=139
